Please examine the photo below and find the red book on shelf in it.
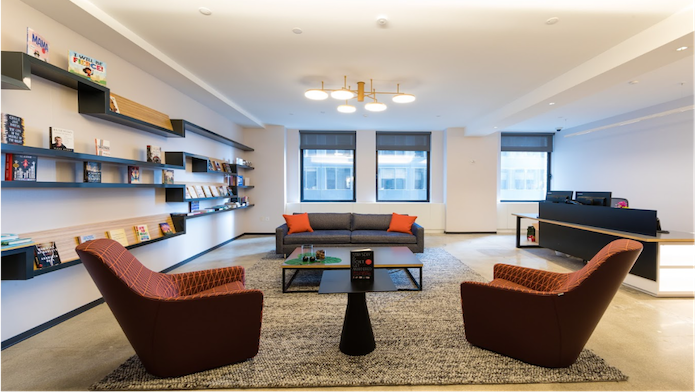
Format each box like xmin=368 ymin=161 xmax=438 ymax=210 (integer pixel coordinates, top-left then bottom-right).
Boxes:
xmin=5 ymin=153 xmax=13 ymax=181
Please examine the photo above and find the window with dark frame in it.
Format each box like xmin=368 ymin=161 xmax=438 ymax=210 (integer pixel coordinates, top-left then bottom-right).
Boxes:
xmin=376 ymin=132 xmax=431 ymax=202
xmin=300 ymin=131 xmax=356 ymax=202
xmin=499 ymin=133 xmax=554 ymax=202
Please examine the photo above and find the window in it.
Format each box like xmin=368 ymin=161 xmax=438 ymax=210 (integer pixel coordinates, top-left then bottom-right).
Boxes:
xmin=500 ymin=133 xmax=553 ymax=201
xmin=376 ymin=132 xmax=430 ymax=202
xmin=300 ymin=131 xmax=356 ymax=202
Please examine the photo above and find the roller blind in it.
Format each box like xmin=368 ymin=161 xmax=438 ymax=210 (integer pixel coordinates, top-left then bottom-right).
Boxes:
xmin=501 ymin=133 xmax=554 ymax=152
xmin=376 ymin=132 xmax=431 ymax=151
xmin=300 ymin=131 xmax=356 ymax=150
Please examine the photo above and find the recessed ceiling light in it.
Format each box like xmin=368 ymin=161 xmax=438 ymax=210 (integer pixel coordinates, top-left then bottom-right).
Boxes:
xmin=545 ymin=17 xmax=559 ymax=25
xmin=292 ymin=28 xmax=303 ymax=34
xmin=198 ymin=7 xmax=212 ymax=15
xmin=377 ymin=16 xmax=388 ymax=26
xmin=549 ymin=102 xmax=555 ymax=105
xmin=629 ymin=80 xmax=640 ymax=85
xmin=677 ymin=46 xmax=688 ymax=51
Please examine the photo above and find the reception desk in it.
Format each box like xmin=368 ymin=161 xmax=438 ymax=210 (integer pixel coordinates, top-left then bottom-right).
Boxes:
xmin=513 ymin=203 xmax=694 ymax=297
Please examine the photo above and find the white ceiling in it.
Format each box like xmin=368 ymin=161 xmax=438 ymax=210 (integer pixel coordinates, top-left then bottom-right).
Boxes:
xmin=20 ymin=0 xmax=695 ymax=135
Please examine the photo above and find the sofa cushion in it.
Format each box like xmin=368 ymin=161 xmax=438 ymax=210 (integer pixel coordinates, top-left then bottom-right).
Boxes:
xmin=283 ymin=213 xmax=314 ymax=234
xmin=306 ymin=213 xmax=352 ymax=230
xmin=387 ymin=213 xmax=418 ymax=234
xmin=284 ymin=230 xmax=352 ymax=245
xmin=352 ymin=213 xmax=392 ymax=231
xmin=351 ymin=230 xmax=417 ymax=244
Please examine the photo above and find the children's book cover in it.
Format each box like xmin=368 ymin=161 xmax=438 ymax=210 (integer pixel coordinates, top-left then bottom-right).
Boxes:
xmin=128 ymin=166 xmax=141 ymax=184
xmin=27 ymin=27 xmax=49 ymax=62
xmin=68 ymin=50 xmax=106 ymax=85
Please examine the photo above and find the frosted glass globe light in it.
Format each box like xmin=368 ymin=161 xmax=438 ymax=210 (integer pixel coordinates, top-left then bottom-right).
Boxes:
xmin=331 ymin=89 xmax=356 ymax=100
xmin=305 ymin=89 xmax=329 ymax=100
xmin=392 ymin=93 xmax=416 ymax=103
xmin=365 ymin=102 xmax=387 ymax=112
xmin=337 ymin=104 xmax=356 ymax=113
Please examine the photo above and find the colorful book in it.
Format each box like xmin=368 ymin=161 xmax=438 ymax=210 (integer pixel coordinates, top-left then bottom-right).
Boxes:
xmin=214 ymin=161 xmax=222 ymax=171
xmin=128 ymin=166 xmax=140 ymax=184
xmin=107 ymin=229 xmax=128 ymax=246
xmin=12 ymin=155 xmax=37 ymax=181
xmin=207 ymin=159 xmax=215 ymax=171
xmin=2 ymin=113 xmax=25 ymax=145
xmin=162 ymin=169 xmax=174 ymax=184
xmin=83 ymin=161 xmax=101 ymax=183
xmin=159 ymin=222 xmax=174 ymax=235
xmin=350 ymin=248 xmax=374 ymax=281
xmin=237 ymin=176 xmax=244 ymax=186
xmin=34 ymin=242 xmax=61 ymax=269
xmin=221 ymin=162 xmax=230 ymax=174
xmin=95 ymin=139 xmax=111 ymax=156
xmin=134 ymin=225 xmax=150 ymax=242
xmin=189 ymin=200 xmax=200 ymax=212
xmin=146 ymin=145 xmax=162 ymax=163
xmin=2 ymin=237 xmax=32 ymax=246
xmin=1 ymin=234 xmax=20 ymax=242
xmin=77 ymin=234 xmax=96 ymax=244
xmin=68 ymin=50 xmax=106 ymax=85
xmin=26 ymin=27 xmax=49 ymax=62
xmin=5 ymin=153 xmax=13 ymax=181
xmin=49 ymin=127 xmax=75 ymax=152
xmin=109 ymin=95 xmax=120 ymax=113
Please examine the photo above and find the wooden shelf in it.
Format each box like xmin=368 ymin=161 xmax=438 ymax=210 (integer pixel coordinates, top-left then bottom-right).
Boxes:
xmin=171 ymin=120 xmax=253 ymax=151
xmin=2 ymin=182 xmax=185 ymax=189
xmin=1 ymin=144 xmax=185 ymax=170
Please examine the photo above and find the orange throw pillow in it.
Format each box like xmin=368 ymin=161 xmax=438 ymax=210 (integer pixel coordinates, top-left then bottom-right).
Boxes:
xmin=283 ymin=213 xmax=314 ymax=234
xmin=387 ymin=213 xmax=417 ymax=234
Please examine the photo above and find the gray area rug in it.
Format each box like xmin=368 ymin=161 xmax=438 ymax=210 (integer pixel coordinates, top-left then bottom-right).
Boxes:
xmin=90 ymin=248 xmax=627 ymax=390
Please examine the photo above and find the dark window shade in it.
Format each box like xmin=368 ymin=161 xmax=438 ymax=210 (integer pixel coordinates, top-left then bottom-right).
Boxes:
xmin=376 ymin=132 xmax=431 ymax=151
xmin=501 ymin=133 xmax=554 ymax=152
xmin=300 ymin=131 xmax=356 ymax=150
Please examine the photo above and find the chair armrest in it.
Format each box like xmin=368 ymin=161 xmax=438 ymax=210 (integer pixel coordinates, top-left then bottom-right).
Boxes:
xmin=169 ymin=266 xmax=245 ymax=296
xmin=276 ymin=223 xmax=289 ymax=254
xmin=493 ymin=263 xmax=569 ymax=292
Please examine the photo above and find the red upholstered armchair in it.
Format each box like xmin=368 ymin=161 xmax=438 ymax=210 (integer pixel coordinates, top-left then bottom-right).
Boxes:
xmin=75 ymin=238 xmax=263 ymax=377
xmin=460 ymin=239 xmax=643 ymax=368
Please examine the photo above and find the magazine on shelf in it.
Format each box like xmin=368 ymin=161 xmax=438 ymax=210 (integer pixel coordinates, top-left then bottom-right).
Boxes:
xmin=49 ymin=127 xmax=75 ymax=152
xmin=2 ymin=113 xmax=25 ymax=145
xmin=12 ymin=154 xmax=37 ymax=181
xmin=107 ymin=229 xmax=128 ymax=246
xmin=147 ymin=145 xmax=162 ymax=163
xmin=34 ymin=242 xmax=61 ymax=269
xmin=128 ymin=166 xmax=140 ymax=184
xmin=159 ymin=222 xmax=174 ymax=235
xmin=68 ymin=50 xmax=106 ymax=85
xmin=202 ymin=186 xmax=213 ymax=198
xmin=193 ymin=185 xmax=205 ymax=198
xmin=210 ymin=185 xmax=220 ymax=197
xmin=83 ymin=162 xmax=102 ymax=183
xmin=185 ymin=186 xmax=196 ymax=199
xmin=162 ymin=169 xmax=174 ymax=184
xmin=26 ymin=27 xmax=49 ymax=62
xmin=95 ymin=139 xmax=111 ymax=156
xmin=134 ymin=225 xmax=150 ymax=242
xmin=189 ymin=200 xmax=200 ymax=212
xmin=77 ymin=234 xmax=96 ymax=244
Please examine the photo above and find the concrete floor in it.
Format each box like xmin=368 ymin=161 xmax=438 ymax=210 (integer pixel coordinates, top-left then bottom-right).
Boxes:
xmin=1 ymin=234 xmax=693 ymax=391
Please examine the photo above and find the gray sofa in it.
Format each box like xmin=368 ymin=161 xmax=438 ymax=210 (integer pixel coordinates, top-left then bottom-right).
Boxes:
xmin=275 ymin=212 xmax=424 ymax=255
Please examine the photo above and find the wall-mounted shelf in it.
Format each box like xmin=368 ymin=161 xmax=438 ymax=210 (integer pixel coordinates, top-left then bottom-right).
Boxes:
xmin=234 ymin=185 xmax=255 ymax=189
xmin=2 ymin=144 xmax=185 ymax=170
xmin=170 ymin=120 xmax=253 ymax=151
xmin=2 ymin=182 xmax=185 ymax=189
xmin=232 ymin=164 xmax=254 ymax=171
xmin=173 ymin=204 xmax=254 ymax=220
xmin=165 ymin=186 xmax=232 ymax=203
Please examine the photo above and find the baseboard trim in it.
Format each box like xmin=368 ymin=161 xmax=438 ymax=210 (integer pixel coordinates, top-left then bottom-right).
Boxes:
xmin=2 ymin=233 xmax=254 ymax=350
xmin=444 ymin=231 xmax=498 ymax=234
xmin=243 ymin=232 xmax=275 ymax=236
xmin=1 ymin=298 xmax=105 ymax=350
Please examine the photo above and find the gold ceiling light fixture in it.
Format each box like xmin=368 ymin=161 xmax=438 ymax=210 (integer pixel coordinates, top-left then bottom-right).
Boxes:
xmin=304 ymin=76 xmax=416 ymax=113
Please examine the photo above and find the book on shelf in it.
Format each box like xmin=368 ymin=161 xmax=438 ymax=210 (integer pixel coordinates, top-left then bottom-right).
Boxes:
xmin=128 ymin=166 xmax=140 ymax=184
xmin=68 ymin=50 xmax=107 ymax=85
xmin=244 ymin=177 xmax=252 ymax=186
xmin=221 ymin=162 xmax=230 ymax=174
xmin=159 ymin=222 xmax=175 ymax=235
xmin=49 ymin=127 xmax=75 ymax=152
xmin=34 ymin=242 xmax=61 ymax=270
xmin=2 ymin=113 xmax=25 ymax=145
xmin=162 ymin=169 xmax=174 ymax=184
xmin=2 ymin=237 xmax=32 ymax=247
xmin=146 ymin=145 xmax=163 ymax=163
xmin=193 ymin=185 xmax=205 ymax=198
xmin=26 ymin=27 xmax=49 ymax=62
xmin=1 ymin=234 xmax=20 ymax=242
xmin=83 ymin=161 xmax=102 ymax=183
xmin=207 ymin=159 xmax=215 ymax=171
xmin=95 ymin=139 xmax=111 ymax=156
xmin=77 ymin=234 xmax=96 ymax=244
xmin=210 ymin=185 xmax=220 ymax=197
xmin=214 ymin=161 xmax=222 ymax=171
xmin=185 ymin=186 xmax=196 ymax=199
xmin=237 ymin=176 xmax=244 ymax=186
xmin=4 ymin=153 xmax=13 ymax=181
xmin=134 ymin=225 xmax=150 ymax=242
xmin=227 ymin=186 xmax=237 ymax=197
xmin=218 ymin=185 xmax=227 ymax=196
xmin=11 ymin=154 xmax=37 ymax=181
xmin=202 ymin=186 xmax=213 ymax=198
xmin=189 ymin=200 xmax=200 ymax=212
xmin=350 ymin=248 xmax=374 ymax=281
xmin=109 ymin=95 xmax=120 ymax=113
xmin=107 ymin=229 xmax=128 ymax=246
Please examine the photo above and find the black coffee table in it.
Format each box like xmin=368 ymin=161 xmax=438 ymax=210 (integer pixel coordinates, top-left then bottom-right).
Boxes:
xmin=318 ymin=269 xmax=397 ymax=356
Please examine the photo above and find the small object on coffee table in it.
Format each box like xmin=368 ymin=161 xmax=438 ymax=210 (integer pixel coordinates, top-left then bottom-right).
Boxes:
xmin=316 ymin=249 xmax=325 ymax=260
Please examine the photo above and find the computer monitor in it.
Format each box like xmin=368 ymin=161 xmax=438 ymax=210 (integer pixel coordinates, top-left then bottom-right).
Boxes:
xmin=545 ymin=190 xmax=573 ymax=203
xmin=575 ymin=191 xmax=612 ymax=207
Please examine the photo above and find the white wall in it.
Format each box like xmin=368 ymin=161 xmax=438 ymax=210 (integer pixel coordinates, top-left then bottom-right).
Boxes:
xmin=1 ymin=0 xmax=248 ymax=340
xmin=553 ymin=100 xmax=695 ymax=233
xmin=444 ymin=128 xmax=499 ymax=232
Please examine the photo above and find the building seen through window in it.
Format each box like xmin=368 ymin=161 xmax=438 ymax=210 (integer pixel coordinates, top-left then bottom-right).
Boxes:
xmin=377 ymin=150 xmax=428 ymax=201
xmin=499 ymin=133 xmax=553 ymax=202
xmin=302 ymin=149 xmax=354 ymax=201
